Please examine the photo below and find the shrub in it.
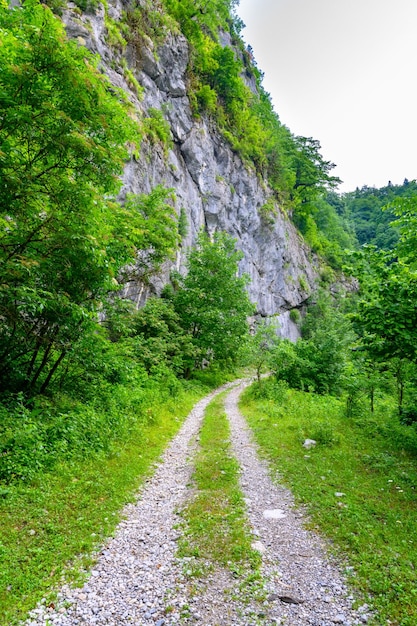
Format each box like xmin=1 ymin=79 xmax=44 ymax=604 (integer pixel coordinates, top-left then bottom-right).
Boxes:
xmin=289 ymin=309 xmax=301 ymax=324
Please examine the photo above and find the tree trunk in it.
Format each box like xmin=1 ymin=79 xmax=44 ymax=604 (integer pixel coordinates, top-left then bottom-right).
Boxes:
xmin=40 ymin=350 xmax=67 ymax=394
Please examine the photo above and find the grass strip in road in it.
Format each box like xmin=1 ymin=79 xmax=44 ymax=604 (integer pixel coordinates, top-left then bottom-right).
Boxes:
xmin=178 ymin=392 xmax=261 ymax=585
xmin=0 ymin=384 xmax=213 ymax=626
xmin=239 ymin=378 xmax=417 ymax=626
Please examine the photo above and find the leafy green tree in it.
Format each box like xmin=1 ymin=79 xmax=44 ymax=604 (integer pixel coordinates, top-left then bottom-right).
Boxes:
xmin=349 ymin=237 xmax=417 ymax=415
xmin=116 ymin=187 xmax=179 ymax=284
xmin=129 ymin=297 xmax=198 ymax=376
xmin=173 ymin=231 xmax=254 ymax=368
xmin=271 ymin=339 xmax=300 ymax=387
xmin=243 ymin=320 xmax=280 ymax=382
xmin=272 ymin=294 xmax=353 ymax=395
xmin=339 ymin=181 xmax=417 ymax=250
xmin=351 ymin=248 xmax=417 ymax=364
xmin=389 ymin=194 xmax=417 ymax=264
xmin=0 ymin=2 xmax=177 ymax=394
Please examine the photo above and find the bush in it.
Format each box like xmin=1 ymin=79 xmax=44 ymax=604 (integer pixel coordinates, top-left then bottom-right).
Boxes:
xmin=289 ymin=309 xmax=301 ymax=324
xmin=247 ymin=377 xmax=289 ymax=402
xmin=271 ymin=294 xmax=353 ymax=395
xmin=306 ymin=421 xmax=340 ymax=446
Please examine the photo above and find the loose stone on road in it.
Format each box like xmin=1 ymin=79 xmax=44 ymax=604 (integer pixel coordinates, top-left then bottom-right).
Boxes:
xmin=225 ymin=382 xmax=369 ymax=626
xmin=25 ymin=380 xmax=370 ymax=626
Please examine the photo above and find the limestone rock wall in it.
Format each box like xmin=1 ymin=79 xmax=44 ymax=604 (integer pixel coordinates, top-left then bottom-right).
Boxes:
xmin=63 ymin=0 xmax=319 ymax=337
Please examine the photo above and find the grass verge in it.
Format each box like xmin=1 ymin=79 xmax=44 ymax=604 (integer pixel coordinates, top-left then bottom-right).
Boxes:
xmin=239 ymin=378 xmax=417 ymax=626
xmin=178 ymin=392 xmax=262 ymax=595
xmin=0 ymin=381 xmax=214 ymax=626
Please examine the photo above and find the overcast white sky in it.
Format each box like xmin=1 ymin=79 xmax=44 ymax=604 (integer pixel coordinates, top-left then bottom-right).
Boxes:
xmin=237 ymin=0 xmax=417 ymax=192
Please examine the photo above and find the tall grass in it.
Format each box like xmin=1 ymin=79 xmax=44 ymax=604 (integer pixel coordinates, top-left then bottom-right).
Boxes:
xmin=240 ymin=377 xmax=417 ymax=626
xmin=0 ymin=377 xmax=218 ymax=625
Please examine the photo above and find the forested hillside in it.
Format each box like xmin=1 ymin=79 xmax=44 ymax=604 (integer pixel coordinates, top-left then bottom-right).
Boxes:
xmin=1 ymin=1 xmax=417 ymax=624
xmin=328 ymin=179 xmax=417 ymax=249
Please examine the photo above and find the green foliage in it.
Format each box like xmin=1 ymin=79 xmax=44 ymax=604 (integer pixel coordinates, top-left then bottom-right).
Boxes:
xmin=0 ymin=1 xmax=134 ymax=394
xmin=195 ymin=84 xmax=218 ymax=114
xmin=272 ymin=294 xmax=353 ymax=395
xmin=345 ymin=187 xmax=417 ymax=415
xmin=289 ymin=308 xmax=301 ymax=324
xmin=270 ymin=339 xmax=299 ymax=387
xmin=298 ymin=275 xmax=309 ymax=292
xmin=79 ymin=0 xmax=99 ymax=11
xmin=142 ymin=107 xmax=173 ymax=153
xmin=241 ymin=320 xmax=280 ymax=381
xmin=309 ymin=195 xmax=357 ymax=266
xmin=173 ymin=231 xmax=254 ymax=366
xmin=124 ymin=0 xmax=177 ymax=56
xmin=0 ymin=4 xmax=179 ymax=395
xmin=389 ymin=192 xmax=417 ymax=263
xmin=118 ymin=186 xmax=179 ymax=282
xmin=0 ymin=377 xmax=211 ymax=624
xmin=258 ymin=197 xmax=278 ymax=226
xmin=129 ymin=297 xmax=197 ymax=376
xmin=350 ymin=248 xmax=417 ymax=364
xmin=163 ymin=0 xmax=239 ymax=39
xmin=104 ymin=11 xmax=127 ymax=50
xmin=121 ymin=62 xmax=143 ymax=98
xmin=240 ymin=384 xmax=417 ymax=626
xmin=178 ymin=207 xmax=188 ymax=239
xmin=338 ymin=180 xmax=417 ymax=249
xmin=290 ymin=136 xmax=340 ymax=209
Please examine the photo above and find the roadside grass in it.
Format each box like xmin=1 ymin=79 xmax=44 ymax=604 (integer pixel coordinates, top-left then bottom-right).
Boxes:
xmin=178 ymin=392 xmax=262 ymax=594
xmin=239 ymin=378 xmax=417 ymax=626
xmin=0 ymin=381 xmax=215 ymax=626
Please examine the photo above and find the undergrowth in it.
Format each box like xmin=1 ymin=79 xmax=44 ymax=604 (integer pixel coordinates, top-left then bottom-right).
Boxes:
xmin=240 ymin=377 xmax=417 ymax=626
xmin=0 ymin=376 xmax=231 ymax=626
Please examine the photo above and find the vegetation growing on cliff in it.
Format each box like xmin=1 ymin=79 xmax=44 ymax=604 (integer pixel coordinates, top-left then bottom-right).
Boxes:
xmin=0 ymin=0 xmax=254 ymax=474
xmin=2 ymin=3 xmax=417 ymax=624
xmin=161 ymin=0 xmax=355 ymax=265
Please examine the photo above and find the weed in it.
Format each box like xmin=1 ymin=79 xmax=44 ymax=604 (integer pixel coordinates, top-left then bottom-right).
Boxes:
xmin=104 ymin=13 xmax=127 ymax=51
xmin=258 ymin=198 xmax=278 ymax=227
xmin=289 ymin=308 xmax=301 ymax=324
xmin=143 ymin=108 xmax=173 ymax=154
xmin=0 ymin=381 xmax=214 ymax=624
xmin=178 ymin=393 xmax=261 ymax=576
xmin=240 ymin=384 xmax=417 ymax=626
xmin=298 ymin=275 xmax=309 ymax=292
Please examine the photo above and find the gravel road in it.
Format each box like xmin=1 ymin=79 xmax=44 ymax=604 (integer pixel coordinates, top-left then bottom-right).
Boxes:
xmin=24 ymin=380 xmax=371 ymax=626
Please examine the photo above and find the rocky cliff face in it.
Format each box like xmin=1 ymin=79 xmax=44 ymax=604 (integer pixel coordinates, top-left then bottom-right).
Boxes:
xmin=63 ymin=0 xmax=318 ymax=339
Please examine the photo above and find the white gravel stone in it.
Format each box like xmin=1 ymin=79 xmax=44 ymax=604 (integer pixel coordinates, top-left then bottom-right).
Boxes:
xmin=224 ymin=381 xmax=369 ymax=626
xmin=23 ymin=383 xmax=237 ymax=626
xmin=23 ymin=380 xmax=371 ymax=626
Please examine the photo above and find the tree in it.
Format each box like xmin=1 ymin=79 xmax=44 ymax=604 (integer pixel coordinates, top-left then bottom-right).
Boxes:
xmin=349 ymin=243 xmax=417 ymax=414
xmin=244 ymin=320 xmax=280 ymax=382
xmin=352 ymin=248 xmax=417 ymax=364
xmin=173 ymin=231 xmax=254 ymax=367
xmin=0 ymin=2 xmax=177 ymax=394
xmin=272 ymin=293 xmax=353 ymax=395
xmin=129 ymin=297 xmax=197 ymax=376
